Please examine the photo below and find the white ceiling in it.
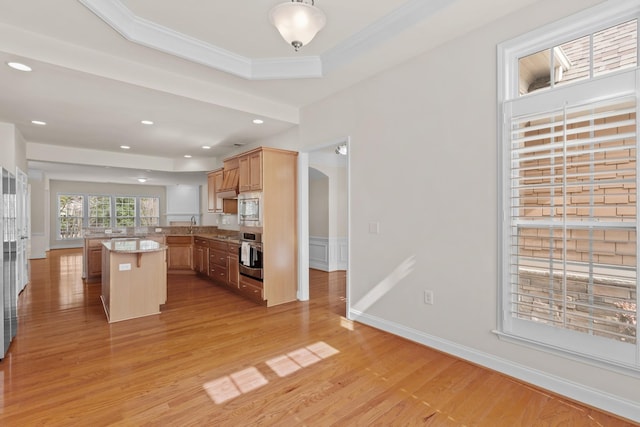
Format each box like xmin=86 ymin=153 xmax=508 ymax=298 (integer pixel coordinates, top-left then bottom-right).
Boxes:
xmin=0 ymin=0 xmax=540 ymax=185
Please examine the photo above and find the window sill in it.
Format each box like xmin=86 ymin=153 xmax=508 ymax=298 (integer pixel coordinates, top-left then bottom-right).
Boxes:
xmin=492 ymin=329 xmax=640 ymax=378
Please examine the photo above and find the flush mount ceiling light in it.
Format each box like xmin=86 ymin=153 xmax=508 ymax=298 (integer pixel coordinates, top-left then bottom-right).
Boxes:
xmin=141 ymin=120 xmax=154 ymax=125
xmin=137 ymin=178 xmax=147 ymax=183
xmin=120 ymin=145 xmax=130 ymax=150
xmin=31 ymin=120 xmax=46 ymax=126
xmin=184 ymin=154 xmax=192 ymax=158
xmin=269 ymin=0 xmax=326 ymax=51
xmin=335 ymin=144 xmax=347 ymax=155
xmin=201 ymin=145 xmax=211 ymax=150
xmin=252 ymin=119 xmax=264 ymax=125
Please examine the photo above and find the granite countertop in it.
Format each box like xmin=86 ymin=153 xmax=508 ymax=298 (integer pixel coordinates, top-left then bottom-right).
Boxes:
xmin=102 ymin=239 xmax=168 ymax=253
xmin=84 ymin=227 xmax=240 ymax=244
xmin=194 ymin=234 xmax=240 ymax=244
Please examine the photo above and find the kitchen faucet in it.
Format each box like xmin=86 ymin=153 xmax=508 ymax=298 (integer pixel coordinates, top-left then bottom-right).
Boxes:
xmin=189 ymin=215 xmax=196 ymax=234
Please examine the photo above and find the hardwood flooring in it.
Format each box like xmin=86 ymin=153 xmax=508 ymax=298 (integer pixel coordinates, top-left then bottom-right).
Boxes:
xmin=0 ymin=248 xmax=636 ymax=426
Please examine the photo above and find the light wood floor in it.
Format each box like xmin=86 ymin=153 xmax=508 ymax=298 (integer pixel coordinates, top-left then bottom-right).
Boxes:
xmin=0 ymin=248 xmax=635 ymax=426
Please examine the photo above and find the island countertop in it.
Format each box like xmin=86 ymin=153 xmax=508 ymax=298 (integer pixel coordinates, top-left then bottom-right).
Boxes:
xmin=102 ymin=239 xmax=167 ymax=253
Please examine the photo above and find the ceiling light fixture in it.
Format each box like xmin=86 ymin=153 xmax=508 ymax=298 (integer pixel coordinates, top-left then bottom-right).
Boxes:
xmin=7 ymin=62 xmax=32 ymax=72
xmin=141 ymin=120 xmax=154 ymax=125
xmin=137 ymin=178 xmax=147 ymax=183
xmin=269 ymin=0 xmax=326 ymax=52
xmin=31 ymin=120 xmax=46 ymax=126
xmin=335 ymin=143 xmax=347 ymax=155
xmin=184 ymin=154 xmax=192 ymax=158
xmin=202 ymin=145 xmax=211 ymax=150
xmin=120 ymin=145 xmax=130 ymax=150
xmin=252 ymin=119 xmax=264 ymax=125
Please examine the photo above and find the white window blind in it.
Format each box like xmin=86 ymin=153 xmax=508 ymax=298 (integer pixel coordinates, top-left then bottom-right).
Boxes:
xmin=501 ymin=69 xmax=639 ymax=369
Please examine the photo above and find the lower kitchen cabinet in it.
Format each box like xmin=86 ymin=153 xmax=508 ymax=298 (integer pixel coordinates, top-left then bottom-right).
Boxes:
xmin=239 ymin=275 xmax=264 ymax=303
xmin=193 ymin=237 xmax=209 ymax=275
xmin=84 ymin=238 xmax=109 ymax=282
xmin=209 ymin=240 xmax=228 ymax=285
xmin=88 ymin=246 xmax=103 ymax=277
xmin=228 ymin=242 xmax=239 ymax=289
xmin=166 ymin=236 xmax=193 ymax=271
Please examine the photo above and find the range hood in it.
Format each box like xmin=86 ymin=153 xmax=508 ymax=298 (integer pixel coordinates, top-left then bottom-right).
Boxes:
xmin=218 ymin=167 xmax=239 ymax=199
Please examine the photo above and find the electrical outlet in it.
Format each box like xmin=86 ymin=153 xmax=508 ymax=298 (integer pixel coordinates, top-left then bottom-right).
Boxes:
xmin=424 ymin=290 xmax=434 ymax=305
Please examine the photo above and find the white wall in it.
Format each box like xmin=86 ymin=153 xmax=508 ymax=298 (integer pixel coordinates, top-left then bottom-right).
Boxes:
xmin=28 ymin=170 xmax=49 ymax=258
xmin=0 ymin=122 xmax=27 ymax=172
xmin=309 ymin=171 xmax=329 ymax=237
xmin=166 ymin=184 xmax=200 ymax=224
xmin=298 ymin=0 xmax=639 ymax=419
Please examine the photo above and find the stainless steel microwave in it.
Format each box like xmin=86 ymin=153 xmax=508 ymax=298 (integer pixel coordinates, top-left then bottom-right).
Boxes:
xmin=238 ymin=191 xmax=262 ymax=227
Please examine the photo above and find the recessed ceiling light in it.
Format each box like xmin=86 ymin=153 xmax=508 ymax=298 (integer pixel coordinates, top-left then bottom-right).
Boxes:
xmin=252 ymin=119 xmax=264 ymax=125
xmin=141 ymin=120 xmax=154 ymax=125
xmin=7 ymin=62 xmax=32 ymax=72
xmin=184 ymin=154 xmax=192 ymax=158
xmin=201 ymin=145 xmax=211 ymax=150
xmin=31 ymin=120 xmax=46 ymax=126
xmin=120 ymin=145 xmax=130 ymax=150
xmin=137 ymin=178 xmax=147 ymax=183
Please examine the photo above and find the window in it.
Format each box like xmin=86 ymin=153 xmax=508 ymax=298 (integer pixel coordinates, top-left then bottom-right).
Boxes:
xmin=57 ymin=194 xmax=161 ymax=239
xmin=139 ymin=197 xmax=160 ymax=226
xmin=115 ymin=197 xmax=136 ymax=227
xmin=58 ymin=195 xmax=83 ymax=239
xmin=89 ymin=195 xmax=111 ymax=228
xmin=499 ymin=1 xmax=639 ymax=372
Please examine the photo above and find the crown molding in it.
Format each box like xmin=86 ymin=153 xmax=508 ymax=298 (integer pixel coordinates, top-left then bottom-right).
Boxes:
xmin=79 ymin=0 xmax=457 ymax=80
xmin=321 ymin=0 xmax=455 ymax=74
xmin=79 ymin=0 xmax=323 ymax=80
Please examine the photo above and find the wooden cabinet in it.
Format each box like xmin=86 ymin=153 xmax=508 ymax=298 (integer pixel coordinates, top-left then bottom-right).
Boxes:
xmin=239 ymin=274 xmax=264 ymax=303
xmin=207 ymin=169 xmax=223 ymax=212
xmin=88 ymin=245 xmax=103 ymax=277
xmin=228 ymin=242 xmax=239 ymax=289
xmin=84 ymin=238 xmax=109 ymax=282
xmin=258 ymin=147 xmax=298 ymax=306
xmin=220 ymin=157 xmax=239 ymax=194
xmin=209 ymin=240 xmax=228 ymax=284
xmin=239 ymin=149 xmax=263 ymax=193
xmin=193 ymin=237 xmax=209 ymax=275
xmin=166 ymin=236 xmax=193 ymax=271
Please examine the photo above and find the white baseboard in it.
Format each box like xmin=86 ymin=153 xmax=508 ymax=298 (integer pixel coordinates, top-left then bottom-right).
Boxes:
xmin=309 ymin=236 xmax=348 ymax=271
xmin=349 ymin=309 xmax=640 ymax=423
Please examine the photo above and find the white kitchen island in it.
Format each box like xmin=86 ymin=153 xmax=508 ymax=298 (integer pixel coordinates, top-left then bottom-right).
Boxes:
xmin=101 ymin=239 xmax=167 ymax=323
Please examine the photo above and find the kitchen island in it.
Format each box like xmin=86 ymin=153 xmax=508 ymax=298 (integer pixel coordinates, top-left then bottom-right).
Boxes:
xmin=101 ymin=239 xmax=168 ymax=323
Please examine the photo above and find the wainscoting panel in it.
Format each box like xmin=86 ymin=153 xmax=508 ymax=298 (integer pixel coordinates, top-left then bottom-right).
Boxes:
xmin=309 ymin=236 xmax=347 ymax=271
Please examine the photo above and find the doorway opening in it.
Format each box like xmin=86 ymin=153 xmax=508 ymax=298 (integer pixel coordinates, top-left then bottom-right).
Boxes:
xmin=298 ymin=138 xmax=349 ymax=313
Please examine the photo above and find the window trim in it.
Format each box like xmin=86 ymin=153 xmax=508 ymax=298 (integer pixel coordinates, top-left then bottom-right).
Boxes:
xmin=496 ymin=0 xmax=640 ymax=374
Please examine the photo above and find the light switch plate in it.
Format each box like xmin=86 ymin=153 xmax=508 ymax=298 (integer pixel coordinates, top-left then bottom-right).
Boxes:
xmin=368 ymin=222 xmax=380 ymax=234
xmin=119 ymin=263 xmax=131 ymax=271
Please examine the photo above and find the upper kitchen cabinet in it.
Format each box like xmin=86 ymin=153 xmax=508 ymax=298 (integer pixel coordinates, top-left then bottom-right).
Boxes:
xmin=207 ymin=169 xmax=223 ymax=213
xmin=239 ymin=149 xmax=263 ymax=193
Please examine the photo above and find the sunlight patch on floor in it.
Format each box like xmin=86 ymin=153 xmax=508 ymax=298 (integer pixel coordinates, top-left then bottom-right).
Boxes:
xmin=204 ymin=367 xmax=268 ymax=404
xmin=340 ymin=316 xmax=354 ymax=330
xmin=203 ymin=341 xmax=339 ymax=404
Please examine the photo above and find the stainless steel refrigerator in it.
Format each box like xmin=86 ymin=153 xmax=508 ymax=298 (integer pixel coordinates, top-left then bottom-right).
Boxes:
xmin=1 ymin=168 xmax=17 ymax=359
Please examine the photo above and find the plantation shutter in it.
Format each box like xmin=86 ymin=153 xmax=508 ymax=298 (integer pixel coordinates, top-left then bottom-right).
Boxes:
xmin=502 ymin=70 xmax=639 ymax=367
